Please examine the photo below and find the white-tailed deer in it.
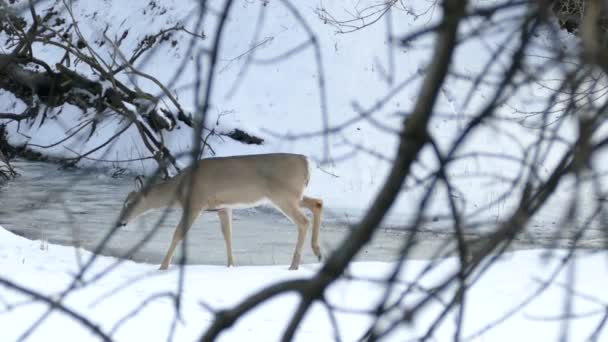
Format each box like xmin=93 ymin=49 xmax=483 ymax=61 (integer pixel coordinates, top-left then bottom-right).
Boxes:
xmin=118 ymin=153 xmax=323 ymax=270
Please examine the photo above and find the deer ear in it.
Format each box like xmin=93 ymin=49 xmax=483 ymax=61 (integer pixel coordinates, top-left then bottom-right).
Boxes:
xmin=134 ymin=175 xmax=144 ymax=191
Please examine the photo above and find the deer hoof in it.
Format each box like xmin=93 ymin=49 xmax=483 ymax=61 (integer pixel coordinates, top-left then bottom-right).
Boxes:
xmin=312 ymin=245 xmax=322 ymax=259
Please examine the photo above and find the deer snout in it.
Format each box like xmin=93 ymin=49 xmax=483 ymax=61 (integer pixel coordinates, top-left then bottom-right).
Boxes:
xmin=116 ymin=214 xmax=129 ymax=228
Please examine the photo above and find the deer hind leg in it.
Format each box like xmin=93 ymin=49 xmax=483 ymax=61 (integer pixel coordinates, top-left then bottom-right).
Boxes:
xmin=273 ymin=199 xmax=310 ymax=270
xmin=300 ymin=196 xmax=323 ymax=261
xmin=159 ymin=207 xmax=200 ymax=270
xmin=218 ymin=208 xmax=236 ymax=267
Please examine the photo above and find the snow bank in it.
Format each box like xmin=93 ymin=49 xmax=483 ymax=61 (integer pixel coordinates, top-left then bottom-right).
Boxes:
xmin=1 ymin=224 xmax=607 ymax=341
xmin=1 ymin=0 xmax=593 ymax=226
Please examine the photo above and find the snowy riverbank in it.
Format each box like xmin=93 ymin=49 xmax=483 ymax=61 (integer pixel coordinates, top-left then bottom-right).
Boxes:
xmin=1 ymin=224 xmax=607 ymax=341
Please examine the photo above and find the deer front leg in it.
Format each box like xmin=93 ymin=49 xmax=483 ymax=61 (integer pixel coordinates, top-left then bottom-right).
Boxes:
xmin=218 ymin=208 xmax=236 ymax=267
xmin=159 ymin=207 xmax=200 ymax=270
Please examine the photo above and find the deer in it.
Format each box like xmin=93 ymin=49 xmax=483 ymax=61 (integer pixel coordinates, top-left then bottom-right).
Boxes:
xmin=117 ymin=153 xmax=323 ymax=270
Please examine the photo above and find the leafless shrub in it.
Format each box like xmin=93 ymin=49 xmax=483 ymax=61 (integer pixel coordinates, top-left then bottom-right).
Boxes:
xmin=2 ymin=0 xmax=608 ymax=341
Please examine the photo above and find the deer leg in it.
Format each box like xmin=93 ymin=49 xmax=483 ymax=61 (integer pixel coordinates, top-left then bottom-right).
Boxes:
xmin=300 ymin=196 xmax=323 ymax=261
xmin=159 ymin=207 xmax=200 ymax=270
xmin=274 ymin=200 xmax=310 ymax=270
xmin=218 ymin=208 xmax=236 ymax=267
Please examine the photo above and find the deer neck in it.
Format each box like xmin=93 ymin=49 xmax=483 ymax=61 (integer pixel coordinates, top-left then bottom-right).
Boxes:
xmin=145 ymin=179 xmax=182 ymax=209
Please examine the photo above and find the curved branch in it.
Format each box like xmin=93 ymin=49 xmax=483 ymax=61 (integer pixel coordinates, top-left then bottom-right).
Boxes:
xmin=0 ymin=277 xmax=113 ymax=342
xmin=199 ymin=0 xmax=467 ymax=339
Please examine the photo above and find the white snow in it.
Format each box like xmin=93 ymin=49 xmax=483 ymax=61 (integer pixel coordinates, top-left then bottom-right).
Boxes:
xmin=1 ymin=1 xmax=607 ymax=341
xmin=0 ymin=225 xmax=607 ymax=341
xmin=1 ymin=0 xmax=594 ymax=227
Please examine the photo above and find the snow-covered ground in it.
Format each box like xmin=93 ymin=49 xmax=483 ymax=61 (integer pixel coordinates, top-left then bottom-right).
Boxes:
xmin=2 ymin=1 xmax=608 ymax=340
xmin=1 ymin=224 xmax=607 ymax=341
xmin=0 ymin=0 xmax=593 ymax=226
